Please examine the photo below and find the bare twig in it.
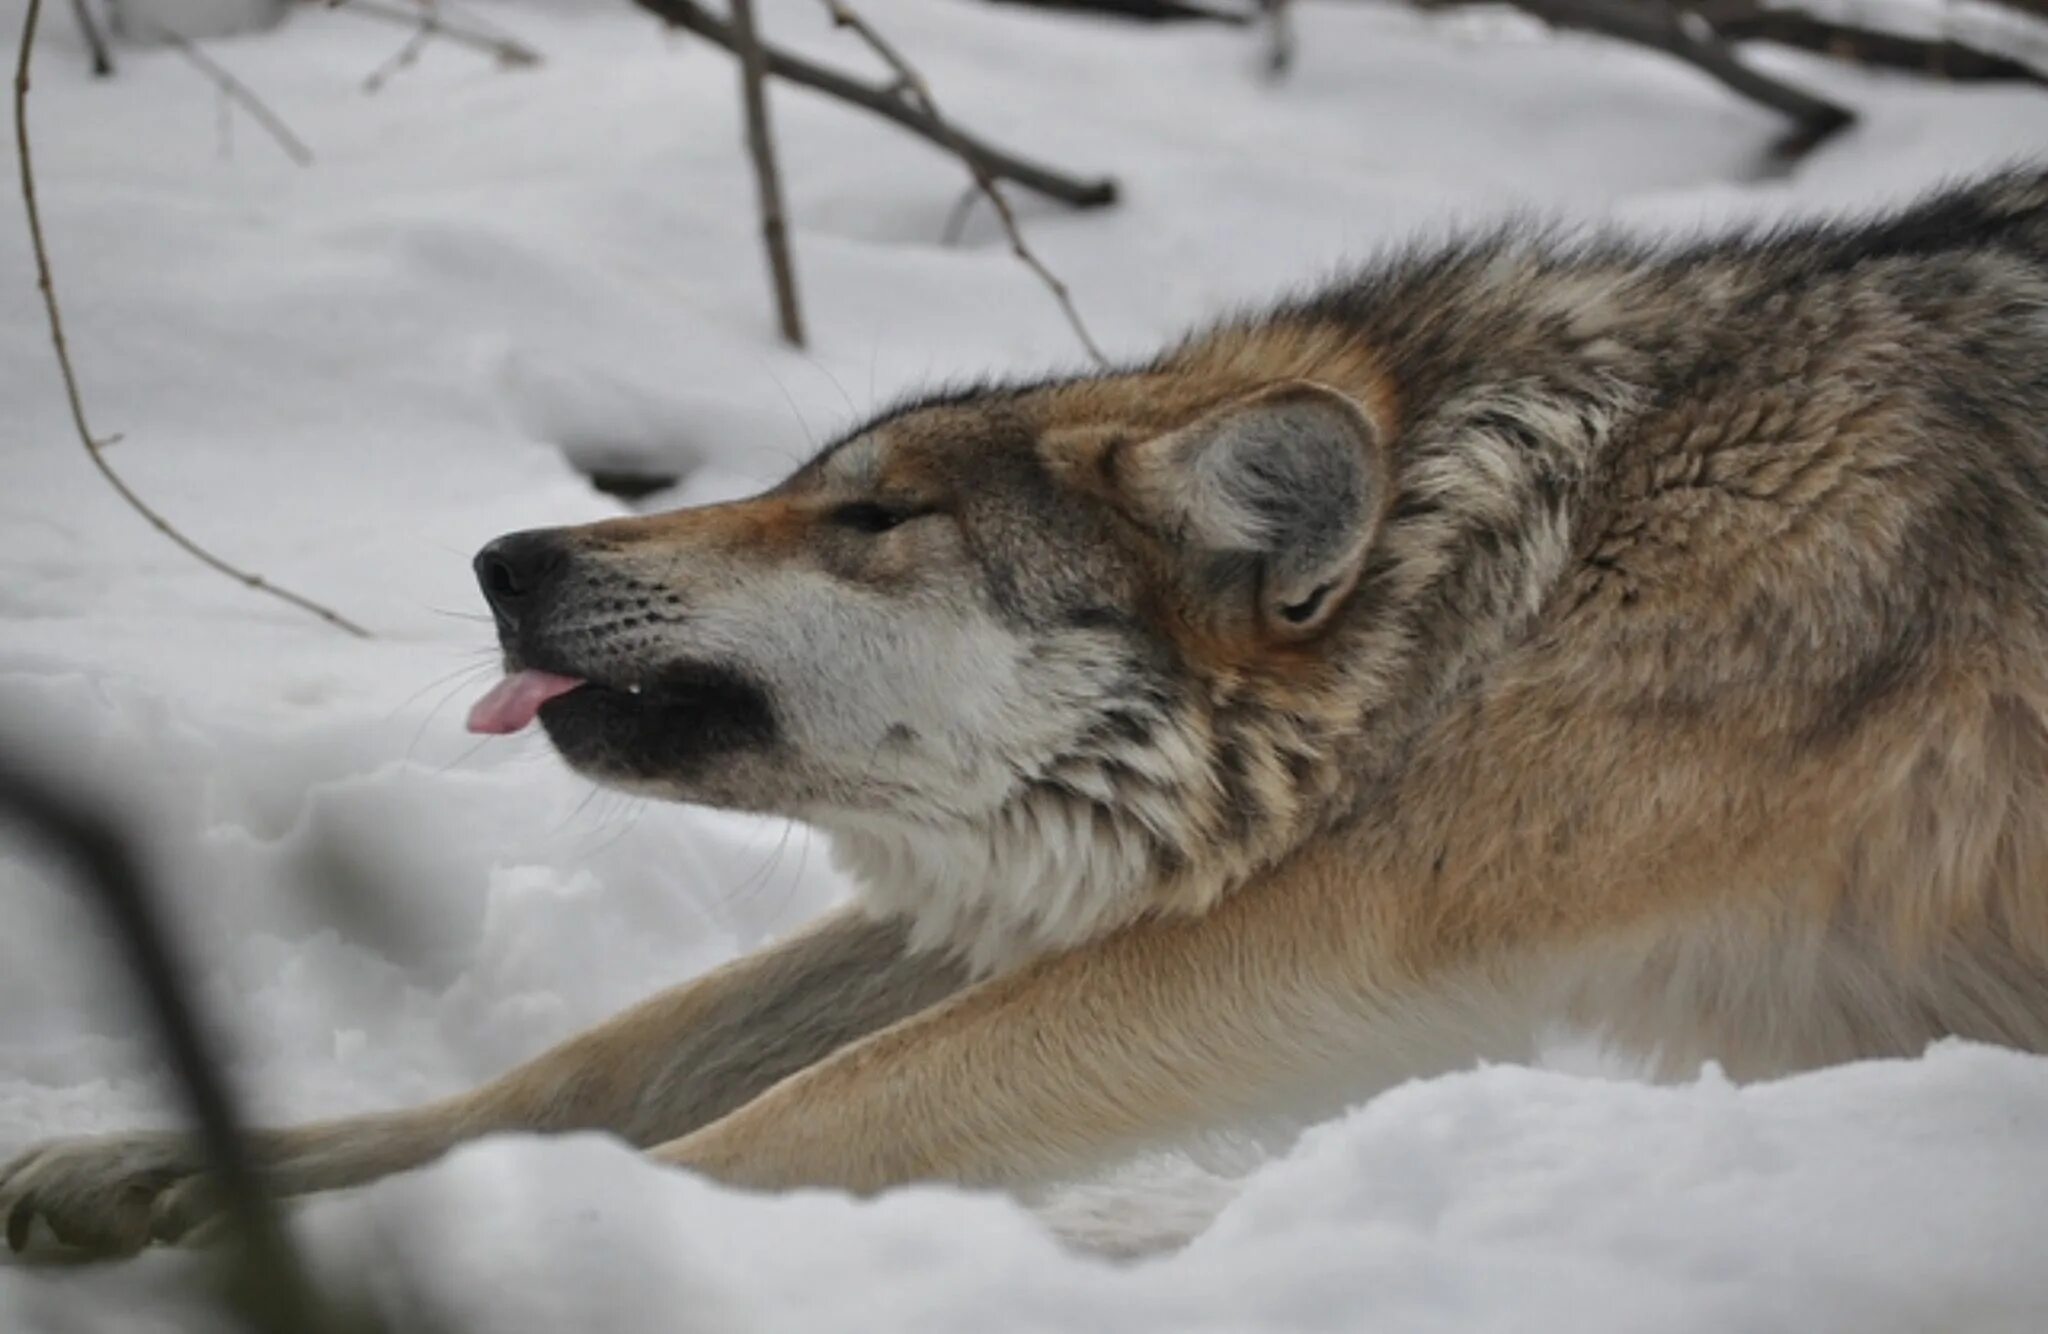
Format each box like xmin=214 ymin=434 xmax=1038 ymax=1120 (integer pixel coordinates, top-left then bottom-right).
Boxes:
xmin=940 ymin=183 xmax=981 ymax=246
xmin=629 ymin=0 xmax=1117 ymax=210
xmin=67 ymin=0 xmax=111 ymax=77
xmin=0 ymin=753 xmax=326 ymax=1327
xmin=730 ymin=0 xmax=805 ymax=345
xmin=329 ymin=0 xmax=542 ymax=68
xmin=149 ymin=24 xmax=314 ymax=165
xmin=15 ymin=0 xmax=370 ymax=637
xmin=360 ymin=8 xmax=435 ymax=93
xmin=820 ymin=0 xmax=1109 ymax=365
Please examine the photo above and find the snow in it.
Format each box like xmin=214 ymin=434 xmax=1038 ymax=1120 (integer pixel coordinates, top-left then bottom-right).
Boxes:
xmin=1 ymin=0 xmax=2045 ymax=1328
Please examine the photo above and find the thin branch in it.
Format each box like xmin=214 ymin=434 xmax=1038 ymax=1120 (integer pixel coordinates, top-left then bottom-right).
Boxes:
xmin=14 ymin=0 xmax=371 ymax=637
xmin=360 ymin=9 xmax=435 ymax=93
xmin=0 ymin=754 xmax=324 ymax=1326
xmin=730 ymin=0 xmax=805 ymax=345
xmin=940 ymin=182 xmax=981 ymax=245
xmin=329 ymin=0 xmax=542 ymax=68
xmin=67 ymin=0 xmax=111 ymax=77
xmin=819 ymin=0 xmax=1109 ymax=366
xmin=149 ymin=24 xmax=314 ymax=165
xmin=629 ymin=0 xmax=1118 ymax=210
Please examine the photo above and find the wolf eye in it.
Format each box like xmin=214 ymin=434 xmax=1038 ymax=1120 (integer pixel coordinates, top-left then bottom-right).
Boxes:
xmin=830 ymin=502 xmax=917 ymax=534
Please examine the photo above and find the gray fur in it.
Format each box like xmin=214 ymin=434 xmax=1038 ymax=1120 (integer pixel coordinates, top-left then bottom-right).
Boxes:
xmin=617 ymin=912 xmax=968 ymax=1143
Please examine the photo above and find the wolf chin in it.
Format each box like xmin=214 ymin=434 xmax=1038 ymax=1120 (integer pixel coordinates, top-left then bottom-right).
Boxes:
xmin=7 ymin=168 xmax=2048 ymax=1255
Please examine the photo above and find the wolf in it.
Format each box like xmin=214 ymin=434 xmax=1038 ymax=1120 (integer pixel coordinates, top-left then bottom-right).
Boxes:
xmin=7 ymin=168 xmax=2048 ymax=1255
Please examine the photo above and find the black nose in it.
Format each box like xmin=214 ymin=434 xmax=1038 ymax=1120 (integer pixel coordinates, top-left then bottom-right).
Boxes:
xmin=474 ymin=530 xmax=567 ymax=629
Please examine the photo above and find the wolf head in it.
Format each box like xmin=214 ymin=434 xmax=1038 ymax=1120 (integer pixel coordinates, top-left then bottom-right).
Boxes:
xmin=472 ymin=342 xmax=1405 ymax=967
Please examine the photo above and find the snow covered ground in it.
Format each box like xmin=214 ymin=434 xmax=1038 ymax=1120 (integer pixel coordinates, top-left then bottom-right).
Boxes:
xmin=1 ymin=1 xmax=2046 ymax=1328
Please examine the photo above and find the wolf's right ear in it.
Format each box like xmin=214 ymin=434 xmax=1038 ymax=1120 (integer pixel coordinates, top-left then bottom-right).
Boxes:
xmin=1122 ymin=381 xmax=1389 ymax=638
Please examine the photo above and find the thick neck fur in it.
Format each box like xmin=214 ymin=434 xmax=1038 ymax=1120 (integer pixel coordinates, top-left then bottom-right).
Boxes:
xmin=825 ymin=234 xmax=1675 ymax=975
xmin=828 ymin=195 xmax=2047 ymax=973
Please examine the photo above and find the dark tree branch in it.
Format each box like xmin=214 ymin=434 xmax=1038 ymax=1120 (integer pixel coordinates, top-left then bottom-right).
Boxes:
xmin=15 ymin=0 xmax=371 ymax=637
xmin=628 ymin=0 xmax=1118 ymax=210
xmin=1695 ymin=0 xmax=2047 ymax=85
xmin=820 ymin=0 xmax=1108 ymax=365
xmin=1420 ymin=0 xmax=1854 ymax=159
xmin=730 ymin=0 xmax=805 ymax=345
xmin=0 ymin=752 xmax=325 ymax=1328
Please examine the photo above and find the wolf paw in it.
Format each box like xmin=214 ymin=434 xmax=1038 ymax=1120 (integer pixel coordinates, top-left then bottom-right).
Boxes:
xmin=0 ymin=1132 xmax=208 ymax=1256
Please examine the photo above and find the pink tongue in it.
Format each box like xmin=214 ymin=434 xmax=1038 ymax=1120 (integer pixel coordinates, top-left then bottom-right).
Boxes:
xmin=467 ymin=670 xmax=587 ymax=735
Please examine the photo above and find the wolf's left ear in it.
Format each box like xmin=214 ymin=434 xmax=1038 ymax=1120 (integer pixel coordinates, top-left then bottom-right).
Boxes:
xmin=1126 ymin=381 xmax=1388 ymax=638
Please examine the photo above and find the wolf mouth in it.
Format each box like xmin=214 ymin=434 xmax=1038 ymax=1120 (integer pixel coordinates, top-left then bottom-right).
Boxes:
xmin=471 ymin=657 xmax=779 ymax=781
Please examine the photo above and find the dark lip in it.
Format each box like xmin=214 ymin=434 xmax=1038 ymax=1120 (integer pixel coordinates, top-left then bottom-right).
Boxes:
xmin=510 ymin=653 xmax=776 ymax=725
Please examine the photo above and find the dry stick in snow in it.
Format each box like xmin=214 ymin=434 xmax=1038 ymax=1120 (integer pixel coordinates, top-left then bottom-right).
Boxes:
xmin=14 ymin=0 xmax=370 ymax=637
xmin=150 ymin=24 xmax=314 ymax=165
xmin=819 ymin=0 xmax=1109 ymax=367
xmin=630 ymin=0 xmax=1116 ymax=210
xmin=730 ymin=0 xmax=805 ymax=346
xmin=330 ymin=0 xmax=542 ymax=69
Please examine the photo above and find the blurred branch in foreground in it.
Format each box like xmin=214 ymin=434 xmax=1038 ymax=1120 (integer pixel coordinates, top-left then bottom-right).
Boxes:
xmin=0 ymin=753 xmax=334 ymax=1331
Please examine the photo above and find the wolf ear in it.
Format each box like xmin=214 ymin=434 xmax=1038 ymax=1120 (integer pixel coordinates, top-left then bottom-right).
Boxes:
xmin=1125 ymin=381 xmax=1387 ymax=638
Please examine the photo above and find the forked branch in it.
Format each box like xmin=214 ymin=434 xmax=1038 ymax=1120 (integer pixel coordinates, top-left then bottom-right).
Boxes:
xmin=629 ymin=0 xmax=1117 ymax=209
xmin=330 ymin=0 xmax=543 ymax=70
xmin=149 ymin=23 xmax=314 ymax=165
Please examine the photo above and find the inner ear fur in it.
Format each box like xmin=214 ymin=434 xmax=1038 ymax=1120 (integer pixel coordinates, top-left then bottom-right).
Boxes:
xmin=1125 ymin=380 xmax=1389 ymax=639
